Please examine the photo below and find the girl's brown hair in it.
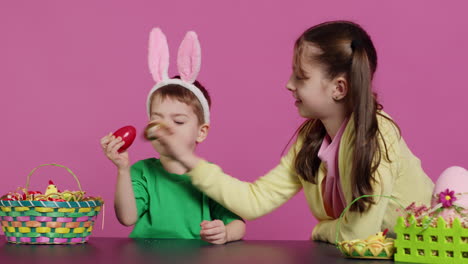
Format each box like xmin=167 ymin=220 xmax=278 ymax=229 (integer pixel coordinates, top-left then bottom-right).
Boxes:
xmin=149 ymin=76 xmax=211 ymax=125
xmin=293 ymin=21 xmax=399 ymax=213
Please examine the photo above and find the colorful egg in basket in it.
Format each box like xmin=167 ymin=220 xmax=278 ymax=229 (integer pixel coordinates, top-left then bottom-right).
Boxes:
xmin=0 ymin=164 xmax=104 ymax=244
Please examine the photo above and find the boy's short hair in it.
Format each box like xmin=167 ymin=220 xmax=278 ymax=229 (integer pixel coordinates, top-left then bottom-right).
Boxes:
xmin=149 ymin=76 xmax=211 ymax=125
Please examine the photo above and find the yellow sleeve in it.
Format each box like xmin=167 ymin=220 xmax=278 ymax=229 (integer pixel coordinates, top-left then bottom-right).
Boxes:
xmin=312 ymin=118 xmax=399 ymax=244
xmin=187 ymin=144 xmax=303 ymax=220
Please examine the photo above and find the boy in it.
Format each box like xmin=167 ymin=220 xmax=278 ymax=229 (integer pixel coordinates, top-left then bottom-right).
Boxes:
xmin=100 ymin=28 xmax=245 ymax=244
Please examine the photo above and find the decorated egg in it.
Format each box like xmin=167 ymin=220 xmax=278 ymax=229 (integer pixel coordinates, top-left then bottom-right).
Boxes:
xmin=113 ymin=125 xmax=136 ymax=153
xmin=433 ymin=166 xmax=468 ymax=208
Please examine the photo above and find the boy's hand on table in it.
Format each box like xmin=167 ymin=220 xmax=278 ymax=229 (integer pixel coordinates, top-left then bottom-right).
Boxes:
xmin=200 ymin=220 xmax=227 ymax=245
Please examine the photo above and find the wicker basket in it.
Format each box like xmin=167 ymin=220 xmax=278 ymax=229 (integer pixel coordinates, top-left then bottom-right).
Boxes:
xmin=394 ymin=215 xmax=468 ymax=263
xmin=0 ymin=164 xmax=103 ymax=244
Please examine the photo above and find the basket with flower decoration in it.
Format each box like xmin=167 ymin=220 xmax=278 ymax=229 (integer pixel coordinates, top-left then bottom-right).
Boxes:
xmin=394 ymin=190 xmax=468 ymax=263
xmin=0 ymin=164 xmax=104 ymax=244
xmin=394 ymin=166 xmax=468 ymax=264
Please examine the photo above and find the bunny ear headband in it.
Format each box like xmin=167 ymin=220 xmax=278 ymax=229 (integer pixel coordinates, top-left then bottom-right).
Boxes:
xmin=146 ymin=28 xmax=210 ymax=124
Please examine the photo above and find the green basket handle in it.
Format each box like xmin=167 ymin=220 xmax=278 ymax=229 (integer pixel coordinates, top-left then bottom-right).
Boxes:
xmin=335 ymin=194 xmax=406 ymax=246
xmin=25 ymin=163 xmax=83 ymax=192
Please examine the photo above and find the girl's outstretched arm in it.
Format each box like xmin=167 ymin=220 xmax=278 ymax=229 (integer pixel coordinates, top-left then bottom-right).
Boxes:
xmin=149 ymin=121 xmax=303 ymax=220
xmin=187 ymin=144 xmax=303 ymax=220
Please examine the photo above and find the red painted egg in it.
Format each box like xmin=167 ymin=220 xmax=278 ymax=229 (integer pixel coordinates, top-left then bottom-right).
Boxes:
xmin=113 ymin=125 xmax=136 ymax=153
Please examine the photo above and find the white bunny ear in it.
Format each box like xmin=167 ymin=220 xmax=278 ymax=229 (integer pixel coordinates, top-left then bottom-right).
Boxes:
xmin=177 ymin=31 xmax=201 ymax=83
xmin=148 ymin=28 xmax=169 ymax=83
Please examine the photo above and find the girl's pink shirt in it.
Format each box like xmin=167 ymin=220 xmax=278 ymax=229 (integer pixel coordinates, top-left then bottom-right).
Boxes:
xmin=318 ymin=118 xmax=349 ymax=219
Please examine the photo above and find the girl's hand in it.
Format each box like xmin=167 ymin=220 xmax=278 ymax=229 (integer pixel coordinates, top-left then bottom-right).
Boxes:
xmin=146 ymin=121 xmax=200 ymax=169
xmin=100 ymin=133 xmax=130 ymax=170
xmin=200 ymin=220 xmax=227 ymax=245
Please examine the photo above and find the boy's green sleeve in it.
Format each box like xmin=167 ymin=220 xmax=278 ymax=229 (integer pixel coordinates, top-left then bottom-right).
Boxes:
xmin=209 ymin=198 xmax=243 ymax=225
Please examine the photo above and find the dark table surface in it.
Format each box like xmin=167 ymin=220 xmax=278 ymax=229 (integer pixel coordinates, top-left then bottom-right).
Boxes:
xmin=0 ymin=236 xmax=408 ymax=264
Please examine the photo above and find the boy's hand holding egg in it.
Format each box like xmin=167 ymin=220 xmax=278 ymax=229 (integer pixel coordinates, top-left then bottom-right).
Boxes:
xmin=100 ymin=126 xmax=136 ymax=170
xmin=113 ymin=126 xmax=136 ymax=153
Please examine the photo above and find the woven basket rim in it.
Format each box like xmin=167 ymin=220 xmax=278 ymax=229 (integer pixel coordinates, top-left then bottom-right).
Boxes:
xmin=0 ymin=199 xmax=103 ymax=208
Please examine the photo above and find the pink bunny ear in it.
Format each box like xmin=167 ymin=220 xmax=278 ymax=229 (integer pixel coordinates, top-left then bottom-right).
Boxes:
xmin=148 ymin=28 xmax=169 ymax=83
xmin=177 ymin=31 xmax=201 ymax=83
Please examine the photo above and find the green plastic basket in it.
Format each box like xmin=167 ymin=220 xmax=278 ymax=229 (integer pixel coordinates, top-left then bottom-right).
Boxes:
xmin=0 ymin=164 xmax=103 ymax=244
xmin=394 ymin=215 xmax=468 ymax=263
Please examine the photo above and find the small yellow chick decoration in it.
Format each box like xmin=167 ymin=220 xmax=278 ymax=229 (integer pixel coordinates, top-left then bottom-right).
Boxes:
xmin=366 ymin=229 xmax=387 ymax=243
xmin=42 ymin=180 xmax=84 ymax=201
xmin=45 ymin=180 xmax=58 ymax=196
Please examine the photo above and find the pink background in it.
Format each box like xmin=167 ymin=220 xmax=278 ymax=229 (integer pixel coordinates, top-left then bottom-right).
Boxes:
xmin=1 ymin=1 xmax=467 ymax=240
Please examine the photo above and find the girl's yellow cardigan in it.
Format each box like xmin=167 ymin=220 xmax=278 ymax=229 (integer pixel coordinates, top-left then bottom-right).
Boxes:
xmin=187 ymin=112 xmax=434 ymax=243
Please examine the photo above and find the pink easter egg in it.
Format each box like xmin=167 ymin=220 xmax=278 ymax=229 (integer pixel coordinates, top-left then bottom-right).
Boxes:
xmin=432 ymin=166 xmax=468 ymax=208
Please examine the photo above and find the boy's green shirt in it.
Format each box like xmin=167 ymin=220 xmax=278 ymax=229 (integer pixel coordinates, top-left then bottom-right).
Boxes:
xmin=129 ymin=158 xmax=241 ymax=239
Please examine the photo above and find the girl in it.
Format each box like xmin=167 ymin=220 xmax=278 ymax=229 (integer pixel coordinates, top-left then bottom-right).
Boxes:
xmin=148 ymin=21 xmax=434 ymax=243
